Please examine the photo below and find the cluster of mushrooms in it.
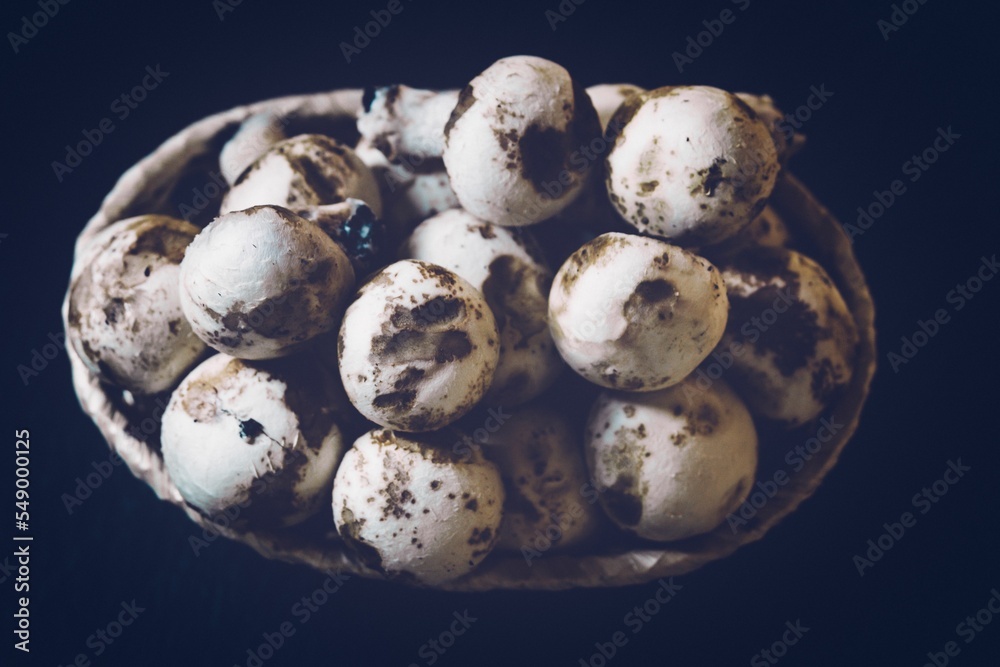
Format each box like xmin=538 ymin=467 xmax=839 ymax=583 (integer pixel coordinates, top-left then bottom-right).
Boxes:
xmin=68 ymin=55 xmax=859 ymax=585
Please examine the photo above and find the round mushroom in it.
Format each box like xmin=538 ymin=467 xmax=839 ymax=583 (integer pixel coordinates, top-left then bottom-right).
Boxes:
xmin=719 ymin=247 xmax=859 ymax=428
xmin=484 ymin=406 xmax=602 ymax=552
xmin=401 ymin=209 xmax=563 ymax=406
xmin=549 ymin=232 xmax=728 ymax=391
xmin=332 ymin=428 xmax=504 ymax=584
xmin=337 ymin=259 xmax=500 ymax=431
xmin=220 ymin=134 xmax=383 ymax=218
xmin=161 ymin=353 xmax=346 ymax=528
xmin=442 ymin=55 xmax=602 ymax=226
xmin=358 ymin=86 xmax=459 ymax=162
xmin=67 ymin=215 xmax=206 ymax=394
xmin=179 ymin=205 xmax=356 ymax=360
xmin=585 ymin=376 xmax=758 ymax=541
xmin=605 ymin=85 xmax=779 ymax=246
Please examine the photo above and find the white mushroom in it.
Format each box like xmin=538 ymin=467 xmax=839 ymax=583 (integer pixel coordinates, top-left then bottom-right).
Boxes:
xmin=220 ymin=134 xmax=383 ymax=218
xmin=337 ymin=259 xmax=499 ymax=431
xmin=179 ymin=205 xmax=355 ymax=360
xmin=484 ymin=406 xmax=601 ymax=551
xmin=702 ymin=205 xmax=791 ymax=262
xmin=442 ymin=55 xmax=602 ymax=226
xmin=358 ymin=86 xmax=459 ymax=162
xmin=735 ymin=92 xmax=804 ymax=164
xmin=549 ymin=232 xmax=728 ymax=391
xmin=219 ymin=112 xmax=287 ymax=186
xmin=586 ymin=83 xmax=646 ymax=132
xmin=719 ymin=247 xmax=858 ymax=428
xmin=401 ymin=209 xmax=563 ymax=406
xmin=332 ymin=428 xmax=504 ymax=584
xmin=605 ymin=85 xmax=779 ymax=246
xmin=161 ymin=353 xmax=345 ymax=527
xmin=67 ymin=215 xmax=206 ymax=394
xmin=585 ymin=376 xmax=758 ymax=541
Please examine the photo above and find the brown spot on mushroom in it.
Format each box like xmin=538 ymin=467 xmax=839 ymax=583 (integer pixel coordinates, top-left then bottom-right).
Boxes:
xmin=602 ymin=476 xmax=642 ymax=526
xmin=444 ymin=85 xmax=476 ymax=141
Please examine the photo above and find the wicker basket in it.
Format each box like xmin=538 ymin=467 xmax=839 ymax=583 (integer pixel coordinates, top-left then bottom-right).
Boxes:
xmin=62 ymin=89 xmax=876 ymax=591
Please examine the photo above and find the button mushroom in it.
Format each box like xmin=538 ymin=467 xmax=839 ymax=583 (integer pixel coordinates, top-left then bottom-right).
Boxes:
xmin=401 ymin=209 xmax=563 ymax=406
xmin=548 ymin=232 xmax=728 ymax=391
xmin=179 ymin=205 xmax=356 ymax=360
xmin=585 ymin=376 xmax=758 ymax=541
xmin=358 ymin=86 xmax=459 ymax=163
xmin=442 ymin=55 xmax=602 ymax=226
xmin=67 ymin=215 xmax=206 ymax=394
xmin=337 ymin=259 xmax=499 ymax=432
xmin=719 ymin=247 xmax=859 ymax=428
xmin=161 ymin=352 xmax=346 ymax=527
xmin=605 ymin=85 xmax=779 ymax=246
xmin=332 ymin=428 xmax=504 ymax=584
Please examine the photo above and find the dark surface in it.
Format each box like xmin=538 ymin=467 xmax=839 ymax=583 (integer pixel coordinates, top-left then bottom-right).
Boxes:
xmin=3 ymin=0 xmax=998 ymax=665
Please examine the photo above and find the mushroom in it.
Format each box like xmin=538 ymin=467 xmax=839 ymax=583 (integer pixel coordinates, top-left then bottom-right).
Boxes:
xmin=442 ymin=55 xmax=602 ymax=226
xmin=484 ymin=406 xmax=602 ymax=552
xmin=701 ymin=205 xmax=791 ymax=263
xmin=735 ymin=92 xmax=804 ymax=164
xmin=586 ymin=83 xmax=646 ymax=132
xmin=401 ymin=209 xmax=563 ymax=406
xmin=337 ymin=259 xmax=499 ymax=431
xmin=219 ymin=112 xmax=287 ymax=186
xmin=179 ymin=205 xmax=355 ymax=360
xmin=67 ymin=215 xmax=206 ymax=394
xmin=297 ymin=198 xmax=386 ymax=275
xmin=585 ymin=376 xmax=758 ymax=541
xmin=332 ymin=428 xmax=504 ymax=584
xmin=548 ymin=232 xmax=728 ymax=391
xmin=605 ymin=85 xmax=779 ymax=246
xmin=719 ymin=247 xmax=859 ymax=428
xmin=357 ymin=86 xmax=459 ymax=162
xmin=161 ymin=352 xmax=346 ymax=528
xmin=220 ymin=134 xmax=383 ymax=218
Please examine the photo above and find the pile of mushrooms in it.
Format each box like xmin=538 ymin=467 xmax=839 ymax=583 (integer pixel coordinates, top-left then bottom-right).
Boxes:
xmin=67 ymin=55 xmax=860 ymax=585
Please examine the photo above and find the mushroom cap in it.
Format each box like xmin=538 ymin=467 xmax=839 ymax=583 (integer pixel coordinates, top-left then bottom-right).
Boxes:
xmin=719 ymin=247 xmax=859 ymax=428
xmin=606 ymin=85 xmax=779 ymax=246
xmin=337 ymin=259 xmax=500 ymax=431
xmin=179 ymin=205 xmax=356 ymax=360
xmin=219 ymin=112 xmax=287 ymax=186
xmin=161 ymin=353 xmax=345 ymax=527
xmin=443 ymin=55 xmax=602 ymax=226
xmin=220 ymin=134 xmax=383 ymax=218
xmin=485 ymin=406 xmax=602 ymax=551
xmin=586 ymin=83 xmax=646 ymax=132
xmin=549 ymin=232 xmax=728 ymax=391
xmin=402 ymin=209 xmax=563 ymax=405
xmin=67 ymin=215 xmax=206 ymax=394
xmin=332 ymin=428 xmax=504 ymax=584
xmin=358 ymin=86 xmax=458 ymax=161
xmin=702 ymin=205 xmax=791 ymax=263
xmin=585 ymin=377 xmax=758 ymax=541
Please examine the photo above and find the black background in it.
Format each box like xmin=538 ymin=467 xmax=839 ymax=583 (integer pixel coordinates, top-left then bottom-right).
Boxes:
xmin=3 ymin=0 xmax=999 ymax=665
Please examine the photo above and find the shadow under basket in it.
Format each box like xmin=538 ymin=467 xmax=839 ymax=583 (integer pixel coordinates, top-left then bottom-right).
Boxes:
xmin=63 ymin=89 xmax=876 ymax=591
